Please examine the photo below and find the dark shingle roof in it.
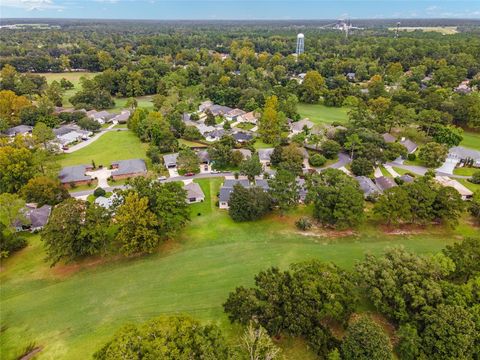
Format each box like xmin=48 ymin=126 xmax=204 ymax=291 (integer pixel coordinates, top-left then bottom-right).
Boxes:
xmin=219 ymin=179 xmax=250 ymax=203
xmin=232 ymin=132 xmax=253 ymax=142
xmin=375 ymin=176 xmax=397 ymax=192
xmin=59 ymin=165 xmax=92 ymax=184
xmin=4 ymin=125 xmax=33 ymax=136
xmin=355 ymin=176 xmax=381 ymax=197
xmin=111 ymin=159 xmax=147 ymax=176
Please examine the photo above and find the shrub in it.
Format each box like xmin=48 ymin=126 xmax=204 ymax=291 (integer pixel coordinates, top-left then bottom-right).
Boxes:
xmin=351 ymin=158 xmax=374 ymax=176
xmin=309 ymin=154 xmax=327 ymax=167
xmin=296 ymin=217 xmax=312 ymax=231
xmin=407 ymin=153 xmax=416 ymax=161
xmin=93 ymin=187 xmax=106 ymax=198
xmin=321 ymin=140 xmax=341 ymax=159
xmin=469 ymin=171 xmax=480 ymax=184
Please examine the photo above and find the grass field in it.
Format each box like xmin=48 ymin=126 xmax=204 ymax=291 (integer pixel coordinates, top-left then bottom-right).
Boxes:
xmin=458 ymin=178 xmax=480 ymax=193
xmin=461 ymin=131 xmax=480 ymax=151
xmin=297 ymin=103 xmax=349 ymax=125
xmin=1 ymin=177 xmax=477 ymax=359
xmin=453 ymin=167 xmax=478 ymax=176
xmin=58 ymin=130 xmax=148 ymax=167
xmin=388 ymin=26 xmax=458 ymax=35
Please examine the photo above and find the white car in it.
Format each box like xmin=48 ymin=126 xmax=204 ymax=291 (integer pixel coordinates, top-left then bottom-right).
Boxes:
xmin=158 ymin=176 xmax=167 ymax=181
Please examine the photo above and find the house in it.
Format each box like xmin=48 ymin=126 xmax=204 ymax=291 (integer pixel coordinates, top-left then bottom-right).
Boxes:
xmin=346 ymin=72 xmax=356 ymax=81
xmin=198 ymin=100 xmax=214 ymax=112
xmin=4 ymin=125 xmax=33 ymax=137
xmin=254 ymin=178 xmax=269 ymax=191
xmin=184 ymin=182 xmax=205 ymax=203
xmin=14 ymin=204 xmax=52 ymax=232
xmin=382 ymin=133 xmax=396 ymax=143
xmin=87 ymin=110 xmax=114 ymax=124
xmin=163 ymin=153 xmax=179 ymax=169
xmin=218 ymin=178 xmax=250 ymax=209
xmin=54 ymin=124 xmax=91 ymax=146
xmin=225 ymin=108 xmax=246 ymax=121
xmin=182 ymin=113 xmax=191 ymax=122
xmin=111 ymin=110 xmax=131 ymax=124
xmin=196 ymin=123 xmax=217 ymax=137
xmin=375 ymin=176 xmax=397 ymax=192
xmin=234 ymin=148 xmax=252 ymax=160
xmin=435 ymin=176 xmax=473 ymax=200
xmin=296 ymin=178 xmax=308 ymax=202
xmin=290 ymin=118 xmax=314 ymax=135
xmin=111 ymin=159 xmax=147 ymax=180
xmin=398 ymin=174 xmax=415 ymax=183
xmin=237 ymin=111 xmax=259 ymax=124
xmin=232 ymin=131 xmax=253 ymax=143
xmin=399 ymin=138 xmax=418 ymax=154
xmin=205 ymin=129 xmax=226 ymax=142
xmin=95 ymin=196 xmax=114 ymax=209
xmin=59 ymin=165 xmax=93 ymax=187
xmin=209 ymin=105 xmax=233 ymax=117
xmin=455 ymin=80 xmax=472 ymax=94
xmin=197 ymin=150 xmax=210 ymax=164
xmin=258 ymin=148 xmax=274 ymax=167
xmin=448 ymin=146 xmax=480 ymax=167
xmin=355 ymin=176 xmax=382 ymax=198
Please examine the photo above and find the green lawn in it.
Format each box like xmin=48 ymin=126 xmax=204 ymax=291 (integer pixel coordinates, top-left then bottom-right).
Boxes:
xmin=179 ymin=138 xmax=208 ymax=148
xmin=254 ymin=139 xmax=274 ymax=149
xmin=58 ymin=130 xmax=148 ymax=168
xmin=392 ymin=167 xmax=416 ymax=176
xmin=1 ymin=177 xmax=476 ymax=359
xmin=453 ymin=167 xmax=479 ymax=176
xmin=297 ymin=103 xmax=349 ymax=125
xmin=112 ymin=96 xmax=154 ymax=113
xmin=460 ymin=131 xmax=480 ymax=151
xmin=379 ymin=165 xmax=391 ymax=177
xmin=457 ymin=178 xmax=480 ymax=193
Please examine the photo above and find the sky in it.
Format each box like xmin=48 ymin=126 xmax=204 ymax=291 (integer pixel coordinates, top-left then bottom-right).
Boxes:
xmin=1 ymin=0 xmax=480 ymax=20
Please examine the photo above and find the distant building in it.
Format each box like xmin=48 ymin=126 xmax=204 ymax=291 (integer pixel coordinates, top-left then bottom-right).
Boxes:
xmin=237 ymin=111 xmax=259 ymax=124
xmin=398 ymin=174 xmax=415 ymax=183
xmin=4 ymin=125 xmax=33 ymax=137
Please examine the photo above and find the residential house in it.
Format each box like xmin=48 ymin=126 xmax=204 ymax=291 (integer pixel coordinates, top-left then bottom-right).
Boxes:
xmin=448 ymin=146 xmax=480 ymax=167
xmin=398 ymin=174 xmax=415 ymax=183
xmin=455 ymin=80 xmax=472 ymax=94
xmin=346 ymin=72 xmax=356 ymax=81
xmin=435 ymin=176 xmax=473 ymax=200
xmin=59 ymin=165 xmax=93 ymax=187
xmin=254 ymin=178 xmax=269 ymax=191
xmin=205 ymin=129 xmax=226 ymax=142
xmin=296 ymin=178 xmax=308 ymax=202
xmin=399 ymin=137 xmax=418 ymax=154
xmin=218 ymin=178 xmax=250 ymax=209
xmin=290 ymin=118 xmax=314 ymax=135
xmin=111 ymin=159 xmax=147 ymax=180
xmin=184 ymin=182 xmax=205 ymax=203
xmin=4 ymin=125 xmax=33 ymax=137
xmin=375 ymin=176 xmax=397 ymax=192
xmin=111 ymin=110 xmax=131 ymax=124
xmin=197 ymin=150 xmax=211 ymax=165
xmin=14 ymin=204 xmax=52 ymax=232
xmin=225 ymin=108 xmax=246 ymax=121
xmin=258 ymin=148 xmax=275 ymax=167
xmin=209 ymin=105 xmax=233 ymax=117
xmin=355 ymin=176 xmax=382 ymax=198
xmin=233 ymin=148 xmax=252 ymax=160
xmin=237 ymin=111 xmax=259 ymax=124
xmin=54 ymin=124 xmax=91 ymax=147
xmin=232 ymin=131 xmax=253 ymax=143
xmin=87 ymin=110 xmax=114 ymax=124
xmin=198 ymin=100 xmax=213 ymax=112
xmin=163 ymin=153 xmax=179 ymax=169
xmin=382 ymin=133 xmax=396 ymax=143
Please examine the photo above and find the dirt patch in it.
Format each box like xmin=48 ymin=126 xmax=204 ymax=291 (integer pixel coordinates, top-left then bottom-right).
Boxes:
xmin=348 ymin=313 xmax=398 ymax=345
xmin=296 ymin=229 xmax=356 ymax=238
xmin=381 ymin=224 xmax=426 ymax=235
xmin=19 ymin=346 xmax=42 ymax=360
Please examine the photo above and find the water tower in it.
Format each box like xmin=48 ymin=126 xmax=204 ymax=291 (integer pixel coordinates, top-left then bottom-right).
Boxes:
xmin=296 ymin=33 xmax=304 ymax=55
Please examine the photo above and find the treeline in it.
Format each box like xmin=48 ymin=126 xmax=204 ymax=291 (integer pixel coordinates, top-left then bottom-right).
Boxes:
xmin=223 ymin=238 xmax=480 ymax=359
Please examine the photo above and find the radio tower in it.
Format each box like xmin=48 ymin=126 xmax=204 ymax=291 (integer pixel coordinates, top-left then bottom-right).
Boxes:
xmin=296 ymin=33 xmax=305 ymax=55
xmin=395 ymin=22 xmax=401 ymax=38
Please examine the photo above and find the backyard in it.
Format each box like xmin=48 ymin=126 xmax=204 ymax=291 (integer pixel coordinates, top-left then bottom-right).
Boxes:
xmin=1 ymin=177 xmax=477 ymax=360
xmin=297 ymin=103 xmax=349 ymax=125
xmin=58 ymin=130 xmax=148 ymax=167
xmin=460 ymin=130 xmax=480 ymax=151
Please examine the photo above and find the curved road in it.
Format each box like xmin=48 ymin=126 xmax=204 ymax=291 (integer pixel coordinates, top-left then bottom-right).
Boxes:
xmin=385 ymin=161 xmax=472 ymax=179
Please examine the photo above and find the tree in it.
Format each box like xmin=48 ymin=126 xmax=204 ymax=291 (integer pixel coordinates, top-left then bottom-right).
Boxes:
xmin=0 ymin=193 xmax=27 ymax=258
xmin=239 ymin=154 xmax=262 ymax=181
xmin=0 ymin=145 xmax=35 ymax=193
xmin=443 ymin=237 xmax=480 ymax=281
xmin=350 ymin=158 xmax=374 ymax=176
xmin=470 ymin=171 xmax=480 ymax=184
xmin=228 ymin=185 xmax=272 ymax=222
xmin=78 ymin=117 xmax=101 ymax=132
xmin=259 ymin=95 xmax=283 ymax=144
xmin=320 ymin=140 xmax=341 ymax=159
xmin=367 ymin=74 xmax=386 ymax=98
xmin=0 ymin=90 xmax=31 ymax=129
xmin=421 ymin=305 xmax=477 ymax=360
xmin=69 ymin=77 xmax=114 ymax=109
xmin=32 ymin=122 xmax=55 ymax=149
xmin=373 ymin=187 xmax=412 ymax=225
xmin=44 ymin=80 xmax=65 ymax=106
xmin=341 ymin=317 xmax=393 ymax=360
xmin=20 ymin=176 xmax=69 ymax=206
xmin=125 ymin=97 xmax=138 ymax=110
xmin=237 ymin=322 xmax=281 ymax=360
xmin=432 ymin=186 xmax=464 ymax=227
xmin=469 ymin=191 xmax=480 ymax=222
xmin=177 ymin=148 xmax=199 ymax=175
xmin=309 ymin=153 xmax=326 ymax=167
xmin=183 ymin=125 xmax=202 ymax=140
xmin=344 ymin=134 xmax=362 ymax=160
xmin=94 ymin=315 xmax=231 ymax=360
xmin=115 ymin=192 xmax=160 ymax=256
xmin=418 ymin=142 xmax=448 ymax=168
xmin=268 ymin=169 xmax=299 ymax=213
xmin=205 ymin=109 xmax=216 ymax=126
xmin=307 ymin=169 xmax=364 ymax=229
xmin=301 ymin=70 xmax=325 ymax=103
xmin=42 ymin=199 xmax=111 ymax=265
xmin=208 ymin=142 xmax=233 ymax=169
xmin=431 ymin=124 xmax=463 ymax=147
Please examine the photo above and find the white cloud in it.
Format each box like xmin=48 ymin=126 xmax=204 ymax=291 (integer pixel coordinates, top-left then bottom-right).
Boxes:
xmin=1 ymin=0 xmax=64 ymax=11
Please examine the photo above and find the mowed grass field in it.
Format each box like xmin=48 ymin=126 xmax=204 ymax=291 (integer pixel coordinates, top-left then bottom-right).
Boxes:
xmin=2 ymin=177 xmax=478 ymax=359
xmin=461 ymin=130 xmax=480 ymax=151
xmin=297 ymin=103 xmax=349 ymax=125
xmin=58 ymin=130 xmax=148 ymax=167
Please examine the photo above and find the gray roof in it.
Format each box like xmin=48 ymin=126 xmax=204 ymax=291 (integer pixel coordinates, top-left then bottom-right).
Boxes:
xmin=54 ymin=124 xmax=82 ymax=137
xmin=182 ymin=113 xmax=191 ymax=122
xmin=398 ymin=174 xmax=415 ymax=183
xmin=232 ymin=132 xmax=253 ymax=142
xmin=111 ymin=159 xmax=147 ymax=176
xmin=291 ymin=119 xmax=314 ymax=132
xmin=375 ymin=176 xmax=397 ymax=192
xmin=4 ymin=125 xmax=33 ymax=137
xmin=219 ymin=179 xmax=250 ymax=203
xmin=112 ymin=111 xmax=130 ymax=123
xmin=95 ymin=196 xmax=114 ymax=209
xmin=296 ymin=178 xmax=307 ymax=200
xmin=207 ymin=129 xmax=226 ymax=139
xmin=258 ymin=148 xmax=274 ymax=161
xmin=382 ymin=133 xmax=396 ymax=143
xmin=197 ymin=150 xmax=210 ymax=163
xmin=255 ymin=178 xmax=269 ymax=191
xmin=15 ymin=205 xmax=52 ymax=229
xmin=234 ymin=149 xmax=252 ymax=159
xmin=59 ymin=165 xmax=92 ymax=184
xmin=209 ymin=105 xmax=233 ymax=116
xmin=355 ymin=176 xmax=382 ymax=197
xmin=399 ymin=138 xmax=418 ymax=154
xmin=184 ymin=182 xmax=205 ymax=200
xmin=163 ymin=153 xmax=179 ymax=167
xmin=449 ymin=146 xmax=480 ymax=161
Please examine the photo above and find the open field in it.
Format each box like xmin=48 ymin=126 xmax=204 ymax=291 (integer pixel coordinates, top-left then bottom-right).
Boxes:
xmin=461 ymin=131 xmax=480 ymax=151
xmin=1 ymin=177 xmax=477 ymax=359
xmin=112 ymin=95 xmax=154 ymax=113
xmin=58 ymin=130 xmax=148 ymax=167
xmin=388 ymin=26 xmax=458 ymax=35
xmin=297 ymin=103 xmax=349 ymax=125
xmin=453 ymin=167 xmax=478 ymax=176
xmin=179 ymin=138 xmax=208 ymax=148
xmin=458 ymin=178 xmax=480 ymax=193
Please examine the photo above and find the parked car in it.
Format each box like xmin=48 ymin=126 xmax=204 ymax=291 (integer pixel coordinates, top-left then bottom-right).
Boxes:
xmin=158 ymin=176 xmax=167 ymax=181
xmin=62 ymin=145 xmax=69 ymax=150
xmin=184 ymin=172 xmax=195 ymax=177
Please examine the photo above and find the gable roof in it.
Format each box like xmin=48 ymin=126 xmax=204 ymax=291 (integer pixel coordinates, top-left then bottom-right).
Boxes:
xmin=399 ymin=138 xmax=418 ymax=153
xmin=449 ymin=146 xmax=480 ymax=162
xmin=226 ymin=108 xmax=246 ymax=117
xmin=209 ymin=105 xmax=233 ymax=116
xmin=184 ymin=182 xmax=205 ymax=200
xmin=375 ymin=176 xmax=397 ymax=192
xmin=232 ymin=132 xmax=253 ymax=142
xmin=382 ymin=133 xmax=396 ymax=143
xmin=163 ymin=153 xmax=179 ymax=167
xmin=258 ymin=148 xmax=274 ymax=161
xmin=111 ymin=159 xmax=147 ymax=176
xmin=59 ymin=165 xmax=92 ymax=184
xmin=234 ymin=148 xmax=252 ymax=159
xmin=291 ymin=119 xmax=314 ymax=132
xmin=4 ymin=125 xmax=33 ymax=137
xmin=239 ymin=111 xmax=259 ymax=122
xmin=355 ymin=176 xmax=381 ymax=197
xmin=197 ymin=150 xmax=210 ymax=163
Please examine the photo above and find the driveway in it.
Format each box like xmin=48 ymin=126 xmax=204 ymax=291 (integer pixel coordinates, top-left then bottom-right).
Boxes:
xmin=86 ymin=167 xmax=113 ymax=188
xmin=436 ymin=157 xmax=459 ymax=175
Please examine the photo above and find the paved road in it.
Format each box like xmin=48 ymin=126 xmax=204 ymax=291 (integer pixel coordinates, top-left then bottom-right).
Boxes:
xmin=64 ymin=126 xmax=128 ymax=153
xmin=386 ymin=161 xmax=471 ymax=179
